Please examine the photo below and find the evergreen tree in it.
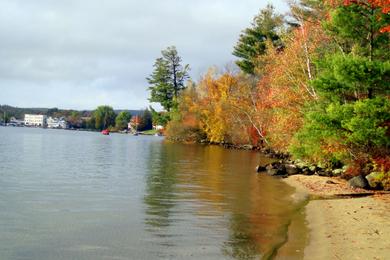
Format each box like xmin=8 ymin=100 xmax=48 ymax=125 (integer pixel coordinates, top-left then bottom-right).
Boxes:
xmin=138 ymin=109 xmax=153 ymax=131
xmin=147 ymin=46 xmax=190 ymax=112
xmin=325 ymin=1 xmax=390 ymax=62
xmin=291 ymin=2 xmax=390 ymax=165
xmin=233 ymin=4 xmax=284 ymax=74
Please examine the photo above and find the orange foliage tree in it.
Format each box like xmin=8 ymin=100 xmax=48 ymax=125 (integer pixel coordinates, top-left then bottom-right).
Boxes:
xmin=252 ymin=20 xmax=329 ymax=151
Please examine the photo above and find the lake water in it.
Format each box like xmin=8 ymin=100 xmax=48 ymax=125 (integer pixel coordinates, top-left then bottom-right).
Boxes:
xmin=0 ymin=127 xmax=307 ymax=260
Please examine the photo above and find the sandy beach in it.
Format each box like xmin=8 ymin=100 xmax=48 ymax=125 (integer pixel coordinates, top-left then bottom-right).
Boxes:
xmin=284 ymin=175 xmax=390 ymax=260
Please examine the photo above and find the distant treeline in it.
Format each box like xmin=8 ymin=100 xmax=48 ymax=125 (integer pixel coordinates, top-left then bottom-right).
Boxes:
xmin=0 ymin=105 xmax=156 ymax=131
xmin=0 ymin=105 xmax=142 ymax=120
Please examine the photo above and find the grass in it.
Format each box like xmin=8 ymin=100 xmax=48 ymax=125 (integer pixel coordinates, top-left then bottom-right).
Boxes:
xmin=140 ymin=129 xmax=158 ymax=135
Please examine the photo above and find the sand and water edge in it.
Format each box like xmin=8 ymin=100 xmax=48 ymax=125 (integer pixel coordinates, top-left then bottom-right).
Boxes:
xmin=281 ymin=175 xmax=390 ymax=260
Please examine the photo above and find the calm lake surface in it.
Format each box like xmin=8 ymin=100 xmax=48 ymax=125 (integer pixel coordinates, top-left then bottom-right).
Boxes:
xmin=0 ymin=127 xmax=306 ymax=260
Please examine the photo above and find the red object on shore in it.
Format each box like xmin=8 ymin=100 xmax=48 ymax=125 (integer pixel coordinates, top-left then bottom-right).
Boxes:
xmin=101 ymin=129 xmax=110 ymax=135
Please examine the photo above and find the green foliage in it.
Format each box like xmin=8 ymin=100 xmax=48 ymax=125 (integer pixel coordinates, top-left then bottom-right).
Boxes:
xmin=147 ymin=46 xmax=190 ymax=112
xmin=0 ymin=110 xmax=10 ymax=124
xmin=149 ymin=106 xmax=170 ymax=126
xmin=290 ymin=104 xmax=346 ymax=163
xmin=233 ymin=4 xmax=284 ymax=74
xmin=341 ymin=98 xmax=389 ymax=147
xmin=138 ymin=109 xmax=153 ymax=131
xmin=313 ymin=54 xmax=390 ymax=100
xmin=92 ymin=105 xmax=116 ymax=130
xmin=291 ymin=1 xmax=390 ymax=169
xmin=115 ymin=111 xmax=132 ymax=130
xmin=291 ymin=97 xmax=390 ymax=163
xmin=324 ymin=3 xmax=390 ymax=60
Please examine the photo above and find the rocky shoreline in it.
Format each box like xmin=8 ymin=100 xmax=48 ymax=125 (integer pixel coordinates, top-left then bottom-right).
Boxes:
xmin=256 ymin=158 xmax=389 ymax=191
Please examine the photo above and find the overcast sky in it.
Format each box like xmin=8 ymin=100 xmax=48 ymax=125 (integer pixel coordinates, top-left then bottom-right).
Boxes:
xmin=0 ymin=0 xmax=288 ymax=110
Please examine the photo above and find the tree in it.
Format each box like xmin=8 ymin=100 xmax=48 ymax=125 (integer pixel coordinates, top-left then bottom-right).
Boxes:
xmin=291 ymin=1 xmax=390 ymax=167
xmin=0 ymin=110 xmax=10 ymax=124
xmin=150 ymin=106 xmax=170 ymax=126
xmin=147 ymin=46 xmax=190 ymax=112
xmin=325 ymin=0 xmax=390 ymax=62
xmin=138 ymin=109 xmax=153 ymax=131
xmin=67 ymin=111 xmax=82 ymax=128
xmin=92 ymin=105 xmax=116 ymax=130
xmin=115 ymin=111 xmax=132 ymax=130
xmin=233 ymin=4 xmax=284 ymax=74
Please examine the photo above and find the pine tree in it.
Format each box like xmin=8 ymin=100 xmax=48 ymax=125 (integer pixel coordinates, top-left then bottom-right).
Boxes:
xmin=147 ymin=46 xmax=190 ymax=112
xmin=232 ymin=4 xmax=284 ymax=74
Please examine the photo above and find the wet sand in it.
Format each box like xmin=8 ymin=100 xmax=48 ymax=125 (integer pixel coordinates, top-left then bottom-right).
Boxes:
xmin=284 ymin=175 xmax=390 ymax=260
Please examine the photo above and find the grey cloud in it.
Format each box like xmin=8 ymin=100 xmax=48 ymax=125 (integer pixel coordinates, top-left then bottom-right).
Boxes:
xmin=0 ymin=0 xmax=288 ymax=110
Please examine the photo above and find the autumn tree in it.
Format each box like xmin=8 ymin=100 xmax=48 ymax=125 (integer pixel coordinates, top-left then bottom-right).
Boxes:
xmin=147 ymin=46 xmax=190 ymax=112
xmin=233 ymin=5 xmax=284 ymax=74
xmin=165 ymin=83 xmax=206 ymax=142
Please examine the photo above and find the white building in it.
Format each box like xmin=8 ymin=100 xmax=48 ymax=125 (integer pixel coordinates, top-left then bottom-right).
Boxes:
xmin=47 ymin=117 xmax=68 ymax=129
xmin=24 ymin=114 xmax=47 ymax=127
xmin=153 ymin=125 xmax=164 ymax=131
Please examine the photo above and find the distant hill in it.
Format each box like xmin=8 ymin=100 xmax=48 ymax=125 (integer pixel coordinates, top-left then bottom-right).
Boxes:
xmin=0 ymin=105 xmax=143 ymax=119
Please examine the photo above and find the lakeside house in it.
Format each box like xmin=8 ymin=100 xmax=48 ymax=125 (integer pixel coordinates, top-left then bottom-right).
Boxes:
xmin=23 ymin=114 xmax=69 ymax=129
xmin=8 ymin=117 xmax=24 ymax=126
xmin=47 ymin=117 xmax=68 ymax=129
xmin=24 ymin=114 xmax=47 ymax=127
xmin=153 ymin=125 xmax=164 ymax=131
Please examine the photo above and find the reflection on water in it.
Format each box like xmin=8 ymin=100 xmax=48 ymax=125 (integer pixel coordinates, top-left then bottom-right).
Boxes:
xmin=144 ymin=143 xmax=306 ymax=259
xmin=0 ymin=127 xmax=306 ymax=260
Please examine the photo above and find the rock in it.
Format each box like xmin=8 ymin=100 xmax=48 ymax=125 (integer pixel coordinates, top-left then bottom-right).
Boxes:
xmin=308 ymin=165 xmax=317 ymax=172
xmin=326 ymin=180 xmax=337 ymax=184
xmin=265 ymin=162 xmax=287 ymax=176
xmin=285 ymin=164 xmax=299 ymax=175
xmin=255 ymin=165 xmax=267 ymax=173
xmin=317 ymin=170 xmax=332 ymax=177
xmin=365 ymin=172 xmax=383 ymax=190
xmin=266 ymin=168 xmax=279 ymax=176
xmin=332 ymin=168 xmax=344 ymax=176
xmin=348 ymin=175 xmax=369 ymax=189
xmin=302 ymin=167 xmax=314 ymax=175
xmin=295 ymin=162 xmax=307 ymax=169
xmin=242 ymin=144 xmax=253 ymax=150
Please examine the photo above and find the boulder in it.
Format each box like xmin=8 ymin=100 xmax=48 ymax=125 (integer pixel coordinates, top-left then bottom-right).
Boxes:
xmin=265 ymin=162 xmax=287 ymax=176
xmin=348 ymin=175 xmax=369 ymax=189
xmin=242 ymin=144 xmax=253 ymax=150
xmin=332 ymin=168 xmax=344 ymax=176
xmin=302 ymin=167 xmax=314 ymax=175
xmin=285 ymin=164 xmax=299 ymax=175
xmin=255 ymin=165 xmax=267 ymax=173
xmin=365 ymin=172 xmax=383 ymax=190
xmin=317 ymin=170 xmax=332 ymax=177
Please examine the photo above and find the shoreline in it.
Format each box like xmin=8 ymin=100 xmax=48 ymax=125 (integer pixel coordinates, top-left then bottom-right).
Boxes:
xmin=282 ymin=175 xmax=390 ymax=259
